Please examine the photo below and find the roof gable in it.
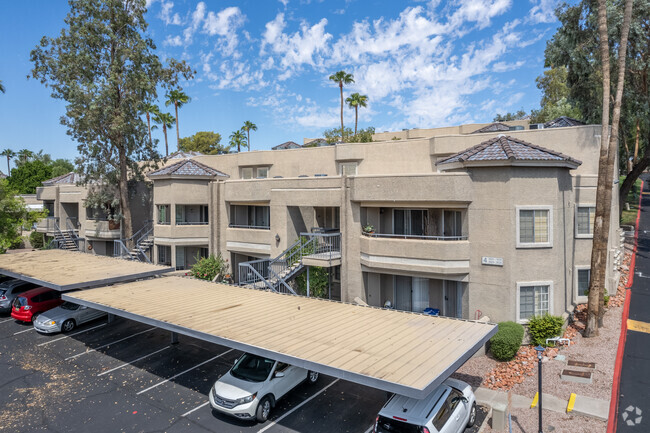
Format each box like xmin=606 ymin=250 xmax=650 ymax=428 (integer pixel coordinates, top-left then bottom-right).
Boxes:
xmin=543 ymin=116 xmax=585 ymax=128
xmin=42 ymin=172 xmax=80 ymax=186
xmin=471 ymin=122 xmax=512 ymax=134
xmin=148 ymin=159 xmax=228 ymax=178
xmin=272 ymin=141 xmax=302 ymax=150
xmin=437 ymin=135 xmax=581 ymax=169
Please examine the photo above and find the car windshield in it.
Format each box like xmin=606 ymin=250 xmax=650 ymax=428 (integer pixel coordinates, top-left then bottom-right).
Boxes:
xmin=61 ymin=302 xmax=79 ymax=311
xmin=375 ymin=416 xmax=422 ymax=433
xmin=13 ymin=297 xmax=28 ymax=307
xmin=230 ymin=354 xmax=275 ymax=383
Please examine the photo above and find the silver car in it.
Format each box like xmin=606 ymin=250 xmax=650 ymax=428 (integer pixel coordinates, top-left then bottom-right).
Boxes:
xmin=0 ymin=279 xmax=39 ymax=313
xmin=33 ymin=302 xmax=106 ymax=333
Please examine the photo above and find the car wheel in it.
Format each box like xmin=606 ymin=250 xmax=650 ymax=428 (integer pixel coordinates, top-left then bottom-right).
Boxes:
xmin=62 ymin=319 xmax=76 ymax=333
xmin=467 ymin=402 xmax=477 ymax=428
xmin=307 ymin=371 xmax=319 ymax=384
xmin=256 ymin=396 xmax=272 ymax=423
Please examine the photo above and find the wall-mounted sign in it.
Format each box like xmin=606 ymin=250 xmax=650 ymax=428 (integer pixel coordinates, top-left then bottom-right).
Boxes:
xmin=482 ymin=256 xmax=504 ymax=266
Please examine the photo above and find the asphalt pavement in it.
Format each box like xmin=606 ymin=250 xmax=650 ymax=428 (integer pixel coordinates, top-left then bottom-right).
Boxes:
xmin=616 ymin=174 xmax=650 ymax=432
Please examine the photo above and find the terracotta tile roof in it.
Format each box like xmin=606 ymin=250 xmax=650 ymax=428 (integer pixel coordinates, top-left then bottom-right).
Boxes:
xmin=148 ymin=159 xmax=228 ymax=178
xmin=437 ymin=135 xmax=582 ymax=166
xmin=272 ymin=141 xmax=302 ymax=150
xmin=42 ymin=172 xmax=81 ymax=185
xmin=543 ymin=116 xmax=585 ymax=128
xmin=168 ymin=150 xmax=205 ymax=159
xmin=471 ymin=122 xmax=512 ymax=133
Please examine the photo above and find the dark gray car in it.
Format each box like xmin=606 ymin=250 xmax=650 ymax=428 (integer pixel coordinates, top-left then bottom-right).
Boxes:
xmin=0 ymin=279 xmax=39 ymax=313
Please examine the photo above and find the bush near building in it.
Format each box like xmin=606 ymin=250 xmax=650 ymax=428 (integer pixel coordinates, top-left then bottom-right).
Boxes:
xmin=490 ymin=321 xmax=525 ymax=361
xmin=527 ymin=314 xmax=564 ymax=346
xmin=189 ymin=253 xmax=229 ymax=281
xmin=29 ymin=231 xmax=45 ymax=249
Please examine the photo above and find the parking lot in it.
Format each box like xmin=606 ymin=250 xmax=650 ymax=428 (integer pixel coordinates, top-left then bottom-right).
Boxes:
xmin=0 ymin=313 xmax=391 ymax=433
xmin=0 ymin=313 xmax=488 ymax=433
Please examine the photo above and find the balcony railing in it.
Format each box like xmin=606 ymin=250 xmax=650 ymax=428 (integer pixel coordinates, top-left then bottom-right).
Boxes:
xmin=176 ymin=221 xmax=209 ymax=225
xmin=37 ymin=216 xmax=60 ymax=233
xmin=362 ymin=232 xmax=467 ymax=241
xmin=228 ymin=224 xmax=271 ymax=230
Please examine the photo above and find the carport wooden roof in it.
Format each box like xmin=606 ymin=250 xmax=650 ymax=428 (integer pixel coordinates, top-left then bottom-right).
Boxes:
xmin=64 ymin=276 xmax=497 ymax=398
xmin=0 ymin=250 xmax=174 ymax=291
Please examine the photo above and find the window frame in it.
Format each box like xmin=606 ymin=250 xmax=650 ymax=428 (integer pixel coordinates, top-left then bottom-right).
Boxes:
xmin=516 ymin=281 xmax=553 ymax=323
xmin=516 ymin=205 xmax=553 ymax=248
xmin=575 ymin=266 xmax=591 ymax=303
xmin=241 ymin=167 xmax=253 ymax=179
xmin=157 ymin=204 xmax=171 ymax=225
xmin=575 ymin=204 xmax=596 ymax=239
xmin=256 ymin=167 xmax=269 ymax=179
xmin=338 ymin=162 xmax=358 ymax=176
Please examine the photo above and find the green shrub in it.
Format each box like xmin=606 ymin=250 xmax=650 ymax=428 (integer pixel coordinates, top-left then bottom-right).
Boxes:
xmin=295 ymin=266 xmax=330 ymax=298
xmin=29 ymin=231 xmax=45 ymax=249
xmin=189 ymin=253 xmax=229 ymax=281
xmin=527 ymin=314 xmax=564 ymax=346
xmin=490 ymin=321 xmax=525 ymax=361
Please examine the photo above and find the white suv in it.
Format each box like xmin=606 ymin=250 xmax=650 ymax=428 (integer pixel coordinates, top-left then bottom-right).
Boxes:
xmin=374 ymin=378 xmax=477 ymax=433
xmin=209 ymin=353 xmax=319 ymax=422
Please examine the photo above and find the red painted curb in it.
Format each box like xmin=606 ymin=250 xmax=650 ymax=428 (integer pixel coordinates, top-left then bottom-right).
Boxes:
xmin=607 ymin=180 xmax=643 ymax=433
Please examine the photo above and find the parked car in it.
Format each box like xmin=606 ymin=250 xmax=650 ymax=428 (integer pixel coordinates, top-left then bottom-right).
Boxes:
xmin=209 ymin=353 xmax=319 ymax=422
xmin=11 ymin=287 xmax=63 ymax=323
xmin=374 ymin=378 xmax=476 ymax=433
xmin=0 ymin=279 xmax=39 ymax=313
xmin=33 ymin=301 xmax=106 ymax=333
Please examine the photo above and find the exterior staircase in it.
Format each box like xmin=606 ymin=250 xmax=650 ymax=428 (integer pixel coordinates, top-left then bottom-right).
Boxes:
xmin=54 ymin=229 xmax=81 ymax=251
xmin=113 ymin=220 xmax=154 ymax=263
xmin=238 ymin=232 xmax=341 ymax=294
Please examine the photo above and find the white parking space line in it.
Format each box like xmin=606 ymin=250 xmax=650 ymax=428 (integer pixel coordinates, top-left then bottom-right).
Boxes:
xmin=137 ymin=349 xmax=234 ymax=395
xmin=37 ymin=323 xmax=108 ymax=347
xmin=13 ymin=327 xmax=35 ymax=335
xmin=364 ymin=425 xmax=374 ymax=433
xmin=97 ymin=346 xmax=171 ymax=377
xmin=0 ymin=318 xmax=15 ymax=324
xmin=257 ymin=379 xmax=340 ymax=433
xmin=181 ymin=401 xmax=210 ymax=418
xmin=65 ymin=327 xmax=155 ymax=360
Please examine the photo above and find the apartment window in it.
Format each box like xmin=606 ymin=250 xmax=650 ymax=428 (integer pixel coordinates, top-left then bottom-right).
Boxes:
xmin=339 ymin=162 xmax=358 ymax=176
xmin=175 ymin=205 xmax=209 ymax=225
xmin=157 ymin=205 xmax=170 ymax=225
xmin=44 ymin=201 xmax=55 ymax=217
xmin=157 ymin=245 xmax=171 ymax=266
xmin=577 ymin=268 xmax=590 ymax=297
xmin=257 ymin=167 xmax=269 ymax=179
xmin=230 ymin=205 xmax=270 ymax=229
xmin=518 ymin=283 xmax=551 ymax=321
xmin=394 ymin=209 xmax=426 ymax=236
xmin=394 ymin=276 xmax=429 ymax=313
xmin=576 ymin=206 xmax=595 ymax=237
xmin=241 ymin=167 xmax=253 ymax=179
xmin=517 ymin=206 xmax=552 ymax=247
xmin=443 ymin=210 xmax=462 ymax=238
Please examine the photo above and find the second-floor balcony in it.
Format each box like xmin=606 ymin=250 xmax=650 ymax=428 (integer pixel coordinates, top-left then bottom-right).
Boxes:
xmin=229 ymin=205 xmax=270 ymax=230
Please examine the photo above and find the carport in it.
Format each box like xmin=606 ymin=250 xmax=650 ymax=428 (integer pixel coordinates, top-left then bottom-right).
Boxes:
xmin=0 ymin=249 xmax=174 ymax=291
xmin=0 ymin=250 xmax=496 ymax=399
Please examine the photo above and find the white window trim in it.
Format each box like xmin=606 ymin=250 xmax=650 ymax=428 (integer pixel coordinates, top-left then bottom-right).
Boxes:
xmin=575 ymin=265 xmax=590 ymax=304
xmin=575 ymin=204 xmax=595 ymax=239
xmin=515 ymin=205 xmax=553 ymax=248
xmin=516 ymin=281 xmax=553 ymax=324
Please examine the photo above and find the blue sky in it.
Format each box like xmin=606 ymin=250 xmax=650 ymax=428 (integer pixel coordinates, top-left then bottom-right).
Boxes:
xmin=0 ymin=0 xmax=566 ymax=163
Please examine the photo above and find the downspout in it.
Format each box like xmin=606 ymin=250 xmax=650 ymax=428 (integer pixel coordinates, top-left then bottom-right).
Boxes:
xmin=563 ymin=187 xmax=568 ymax=316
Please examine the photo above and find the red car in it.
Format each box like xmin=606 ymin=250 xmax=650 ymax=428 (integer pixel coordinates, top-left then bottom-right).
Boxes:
xmin=11 ymin=287 xmax=63 ymax=323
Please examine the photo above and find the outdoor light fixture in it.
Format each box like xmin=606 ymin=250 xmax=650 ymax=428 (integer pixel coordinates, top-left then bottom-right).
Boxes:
xmin=535 ymin=345 xmax=545 ymax=433
xmin=275 ymin=234 xmax=280 ymax=242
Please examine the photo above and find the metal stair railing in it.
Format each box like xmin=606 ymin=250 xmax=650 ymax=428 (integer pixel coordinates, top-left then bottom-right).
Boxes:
xmin=299 ymin=232 xmax=341 ymax=262
xmin=238 ymin=259 xmax=276 ymax=291
xmin=53 ymin=218 xmax=84 ymax=251
xmin=113 ymin=220 xmax=154 ymax=261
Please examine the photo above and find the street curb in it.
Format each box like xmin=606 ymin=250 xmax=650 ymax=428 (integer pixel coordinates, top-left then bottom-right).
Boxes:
xmin=607 ymin=179 xmax=643 ymax=433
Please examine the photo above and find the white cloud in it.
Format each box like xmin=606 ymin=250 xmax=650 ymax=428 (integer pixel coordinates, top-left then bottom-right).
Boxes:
xmin=278 ymin=0 xmax=289 ymax=6
xmin=183 ymin=2 xmax=206 ymax=44
xmin=164 ymin=35 xmax=183 ymax=46
xmin=261 ymin=13 xmax=332 ymax=79
xmin=449 ymin=0 xmax=512 ymax=29
xmin=203 ymin=7 xmax=246 ymax=56
xmin=528 ymin=0 xmax=558 ymax=24
xmin=492 ymin=60 xmax=525 ymax=73
xmin=208 ymin=61 xmax=268 ymax=91
xmin=160 ymin=1 xmax=181 ymax=25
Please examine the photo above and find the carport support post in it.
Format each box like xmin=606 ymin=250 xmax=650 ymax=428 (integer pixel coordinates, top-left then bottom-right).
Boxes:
xmin=306 ymin=266 xmax=310 ymax=297
xmin=170 ymin=332 xmax=179 ymax=345
xmin=107 ymin=314 xmax=115 ymax=324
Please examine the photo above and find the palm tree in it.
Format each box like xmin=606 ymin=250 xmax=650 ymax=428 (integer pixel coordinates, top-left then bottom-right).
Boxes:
xmin=345 ymin=93 xmax=369 ymax=136
xmin=165 ymin=90 xmax=191 ymax=151
xmin=328 ymin=70 xmax=354 ymax=141
xmin=153 ymin=111 xmax=176 ymax=157
xmin=17 ymin=149 xmax=34 ymax=165
xmin=241 ymin=121 xmax=257 ymax=152
xmin=229 ymin=130 xmax=246 ymax=153
xmin=142 ymin=103 xmax=159 ymax=147
xmin=0 ymin=80 xmax=5 ymax=94
xmin=1 ymin=149 xmax=15 ymax=174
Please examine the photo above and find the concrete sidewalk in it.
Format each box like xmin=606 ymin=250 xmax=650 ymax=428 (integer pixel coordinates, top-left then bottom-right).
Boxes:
xmin=475 ymin=387 xmax=609 ymax=421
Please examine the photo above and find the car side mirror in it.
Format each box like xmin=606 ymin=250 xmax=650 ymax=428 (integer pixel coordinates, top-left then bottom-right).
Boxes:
xmin=274 ymin=371 xmax=285 ymax=379
xmin=461 ymin=396 xmax=469 ymax=404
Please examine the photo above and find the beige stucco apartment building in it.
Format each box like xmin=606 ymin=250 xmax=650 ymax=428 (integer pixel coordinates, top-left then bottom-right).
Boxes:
xmin=35 ymin=120 xmax=621 ymax=324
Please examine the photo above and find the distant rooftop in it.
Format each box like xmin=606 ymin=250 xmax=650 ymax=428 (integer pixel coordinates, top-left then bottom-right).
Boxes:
xmin=437 ymin=135 xmax=582 ymax=168
xmin=471 ymin=122 xmax=512 ymax=134
xmin=168 ymin=150 xmax=204 ymax=159
xmin=272 ymin=141 xmax=302 ymax=150
xmin=148 ymin=158 xmax=228 ymax=178
xmin=42 ymin=172 xmax=81 ymax=186
xmin=543 ymin=116 xmax=585 ymax=128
